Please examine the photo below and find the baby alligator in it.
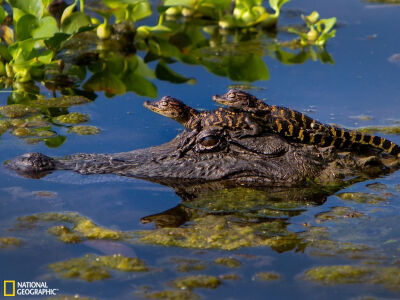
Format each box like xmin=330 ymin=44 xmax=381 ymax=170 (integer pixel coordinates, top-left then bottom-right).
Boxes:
xmin=213 ymin=89 xmax=400 ymax=157
xmin=143 ymin=96 xmax=261 ymax=137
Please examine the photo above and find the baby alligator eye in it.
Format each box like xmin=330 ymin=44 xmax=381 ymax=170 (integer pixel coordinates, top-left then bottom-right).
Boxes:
xmin=200 ymin=135 xmax=219 ymax=147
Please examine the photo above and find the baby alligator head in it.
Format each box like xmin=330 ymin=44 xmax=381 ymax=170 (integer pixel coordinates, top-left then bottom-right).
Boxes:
xmin=213 ymin=89 xmax=261 ymax=109
xmin=143 ymin=96 xmax=199 ymax=126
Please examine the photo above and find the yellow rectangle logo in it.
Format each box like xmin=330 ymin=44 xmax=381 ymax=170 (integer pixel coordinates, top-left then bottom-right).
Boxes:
xmin=4 ymin=280 xmax=15 ymax=296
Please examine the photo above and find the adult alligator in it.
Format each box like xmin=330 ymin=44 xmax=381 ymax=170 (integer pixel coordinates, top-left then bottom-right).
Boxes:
xmin=7 ymin=97 xmax=400 ymax=188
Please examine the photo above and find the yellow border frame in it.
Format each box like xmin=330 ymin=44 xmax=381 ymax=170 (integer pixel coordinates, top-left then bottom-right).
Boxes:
xmin=4 ymin=280 xmax=15 ymax=296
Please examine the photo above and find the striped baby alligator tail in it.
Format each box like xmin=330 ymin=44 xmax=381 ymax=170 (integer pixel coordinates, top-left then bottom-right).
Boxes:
xmin=319 ymin=126 xmax=400 ymax=156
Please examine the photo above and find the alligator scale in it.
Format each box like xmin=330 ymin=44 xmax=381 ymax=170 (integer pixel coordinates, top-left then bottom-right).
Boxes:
xmin=7 ymin=91 xmax=400 ymax=188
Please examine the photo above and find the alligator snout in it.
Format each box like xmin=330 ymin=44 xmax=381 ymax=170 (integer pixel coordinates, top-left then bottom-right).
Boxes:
xmin=7 ymin=152 xmax=56 ymax=176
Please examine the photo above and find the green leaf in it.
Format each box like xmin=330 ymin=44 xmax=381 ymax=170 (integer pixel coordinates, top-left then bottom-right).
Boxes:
xmin=31 ymin=16 xmax=58 ymax=39
xmin=83 ymin=72 xmax=126 ymax=96
xmin=122 ymin=72 xmax=157 ymax=98
xmin=269 ymin=0 xmax=290 ymax=13
xmin=164 ymin=0 xmax=196 ymax=7
xmin=61 ymin=12 xmax=91 ymax=34
xmin=37 ymin=49 xmax=53 ymax=64
xmin=8 ymin=38 xmax=37 ymax=60
xmin=227 ymin=55 xmax=269 ymax=82
xmin=61 ymin=1 xmax=77 ymax=24
xmin=15 ymin=14 xmax=38 ymax=41
xmin=130 ymin=1 xmax=152 ymax=21
xmin=44 ymin=135 xmax=66 ymax=148
xmin=155 ymin=62 xmax=192 ymax=83
xmin=44 ymin=33 xmax=70 ymax=50
xmin=0 ymin=44 xmax=12 ymax=61
xmin=9 ymin=0 xmax=43 ymax=18
xmin=319 ymin=17 xmax=336 ymax=34
xmin=0 ymin=6 xmax=7 ymax=25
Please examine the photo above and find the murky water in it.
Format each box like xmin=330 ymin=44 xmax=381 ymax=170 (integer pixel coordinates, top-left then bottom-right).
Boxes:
xmin=1 ymin=0 xmax=400 ymax=299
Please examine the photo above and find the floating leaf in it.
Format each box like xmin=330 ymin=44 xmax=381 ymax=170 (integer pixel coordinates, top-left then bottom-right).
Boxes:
xmin=61 ymin=12 xmax=91 ymax=34
xmin=45 ymin=135 xmax=66 ymax=148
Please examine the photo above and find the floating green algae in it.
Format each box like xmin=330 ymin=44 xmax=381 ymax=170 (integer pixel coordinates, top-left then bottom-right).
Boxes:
xmin=300 ymin=226 xmax=374 ymax=259
xmin=304 ymin=265 xmax=400 ymax=290
xmin=70 ymin=125 xmax=100 ymax=135
xmin=47 ymin=226 xmax=82 ymax=243
xmin=53 ymin=112 xmax=90 ymax=124
xmin=219 ymin=273 xmax=240 ymax=280
xmin=32 ymin=96 xmax=92 ymax=108
xmin=0 ymin=237 xmax=21 ymax=248
xmin=18 ymin=212 xmax=125 ymax=242
xmin=365 ymin=183 xmax=387 ymax=191
xmin=213 ymin=257 xmax=242 ymax=268
xmin=170 ymin=258 xmax=207 ymax=273
xmin=357 ymin=126 xmax=400 ymax=135
xmin=138 ymin=289 xmax=200 ymax=300
xmin=11 ymin=127 xmax=55 ymax=138
xmin=337 ymin=192 xmax=386 ymax=204
xmin=0 ymin=104 xmax=38 ymax=118
xmin=49 ymin=254 xmax=147 ymax=281
xmin=253 ymin=272 xmax=280 ymax=281
xmin=171 ymin=275 xmax=221 ymax=290
xmin=183 ymin=187 xmax=318 ymax=219
xmin=137 ymin=215 xmax=302 ymax=251
xmin=315 ymin=207 xmax=364 ymax=223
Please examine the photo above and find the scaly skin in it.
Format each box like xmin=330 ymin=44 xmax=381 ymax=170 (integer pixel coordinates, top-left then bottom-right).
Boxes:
xmin=213 ymin=89 xmax=400 ymax=157
xmin=7 ymin=113 xmax=399 ymax=187
xmin=143 ymin=96 xmax=262 ymax=138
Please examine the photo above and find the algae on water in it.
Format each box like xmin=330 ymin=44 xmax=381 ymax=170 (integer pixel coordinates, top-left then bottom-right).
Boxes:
xmin=0 ymin=237 xmax=21 ymax=248
xmin=304 ymin=265 xmax=400 ymax=290
xmin=49 ymin=254 xmax=148 ymax=281
xmin=18 ymin=212 xmax=125 ymax=243
xmin=171 ymin=275 xmax=221 ymax=290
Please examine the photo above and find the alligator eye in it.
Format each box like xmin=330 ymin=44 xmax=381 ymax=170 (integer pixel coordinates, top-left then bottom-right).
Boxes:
xmin=200 ymin=136 xmax=219 ymax=147
xmin=160 ymin=101 xmax=168 ymax=107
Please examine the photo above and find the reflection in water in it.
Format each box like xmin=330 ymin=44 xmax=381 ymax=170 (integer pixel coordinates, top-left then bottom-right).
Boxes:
xmin=0 ymin=15 xmax=334 ymax=148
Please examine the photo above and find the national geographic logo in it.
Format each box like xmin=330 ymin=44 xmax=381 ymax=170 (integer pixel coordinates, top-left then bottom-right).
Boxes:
xmin=3 ymin=281 xmax=15 ymax=297
xmin=3 ymin=281 xmax=58 ymax=297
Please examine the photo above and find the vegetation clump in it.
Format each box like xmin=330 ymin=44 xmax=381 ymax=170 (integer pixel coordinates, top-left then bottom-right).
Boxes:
xmin=69 ymin=125 xmax=100 ymax=135
xmin=18 ymin=212 xmax=125 ymax=242
xmin=253 ymin=272 xmax=281 ymax=281
xmin=171 ymin=275 xmax=221 ymax=290
xmin=0 ymin=237 xmax=21 ymax=248
xmin=0 ymin=104 xmax=38 ymax=118
xmin=170 ymin=258 xmax=207 ymax=273
xmin=304 ymin=265 xmax=400 ymax=290
xmin=49 ymin=254 xmax=148 ymax=281
xmin=213 ymin=257 xmax=242 ymax=268
xmin=137 ymin=214 xmax=302 ymax=251
xmin=337 ymin=192 xmax=387 ymax=204
xmin=53 ymin=112 xmax=89 ymax=124
xmin=138 ymin=289 xmax=200 ymax=300
xmin=315 ymin=206 xmax=364 ymax=223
